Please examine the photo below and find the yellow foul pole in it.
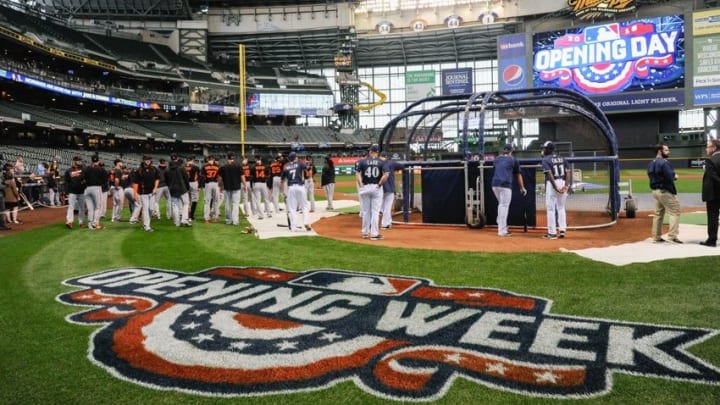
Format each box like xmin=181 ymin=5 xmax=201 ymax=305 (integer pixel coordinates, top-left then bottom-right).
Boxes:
xmin=238 ymin=44 xmax=246 ymax=157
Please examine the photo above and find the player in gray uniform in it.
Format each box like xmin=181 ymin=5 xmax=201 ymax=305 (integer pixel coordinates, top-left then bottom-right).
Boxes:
xmin=379 ymin=152 xmax=403 ymax=230
xmin=269 ymin=154 xmax=285 ymax=214
xmin=282 ymin=152 xmax=311 ymax=231
xmin=356 ymin=144 xmax=389 ymax=240
xmin=131 ymin=155 xmax=160 ymax=232
xmin=110 ymin=159 xmax=124 ymax=222
xmin=218 ymin=153 xmax=243 ymax=225
xmin=185 ymin=157 xmax=200 ymax=221
xmin=165 ymin=157 xmax=191 ymax=227
xmin=153 ymin=158 xmax=171 ymax=219
xmin=64 ymin=156 xmax=86 ymax=229
xmin=304 ymin=156 xmax=317 ymax=212
xmin=83 ymin=156 xmax=107 ymax=230
xmin=122 ymin=167 xmax=137 ymax=218
xmin=202 ymin=156 xmax=221 ymax=223
xmin=491 ymin=144 xmax=526 ymax=237
xmin=250 ymin=155 xmax=272 ymax=219
xmin=541 ymin=141 xmax=571 ymax=239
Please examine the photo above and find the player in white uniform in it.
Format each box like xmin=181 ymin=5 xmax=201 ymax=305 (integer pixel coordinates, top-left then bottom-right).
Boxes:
xmin=355 ymin=144 xmax=389 ymax=240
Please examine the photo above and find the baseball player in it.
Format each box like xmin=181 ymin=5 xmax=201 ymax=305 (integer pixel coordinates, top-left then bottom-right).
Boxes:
xmin=131 ymin=155 xmax=160 ymax=232
xmin=218 ymin=153 xmax=243 ymax=225
xmin=379 ymin=152 xmax=403 ymax=230
xmin=304 ymin=156 xmax=317 ymax=213
xmin=240 ymin=156 xmax=254 ymax=217
xmin=250 ymin=155 xmax=272 ymax=219
xmin=201 ymin=155 xmax=221 ymax=223
xmin=541 ymin=141 xmax=571 ymax=239
xmin=184 ymin=157 xmax=201 ymax=222
xmin=153 ymin=158 xmax=171 ymax=219
xmin=356 ymin=144 xmax=389 ymax=240
xmin=269 ymin=153 xmax=284 ymax=213
xmin=491 ymin=144 xmax=526 ymax=237
xmin=109 ymin=159 xmax=124 ymax=222
xmin=165 ymin=157 xmax=191 ymax=227
xmin=82 ymin=156 xmax=107 ymax=230
xmin=355 ymin=151 xmax=366 ymax=218
xmin=281 ymin=152 xmax=311 ymax=231
xmin=64 ymin=156 xmax=86 ymax=229
xmin=122 ymin=166 xmax=137 ymax=217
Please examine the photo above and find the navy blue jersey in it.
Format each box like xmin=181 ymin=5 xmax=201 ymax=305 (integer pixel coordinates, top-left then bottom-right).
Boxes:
xmin=491 ymin=155 xmax=520 ymax=188
xmin=282 ymin=161 xmax=306 ymax=186
xmin=356 ymin=157 xmax=387 ymax=184
xmin=542 ymin=154 xmax=569 ymax=181
xmin=382 ymin=160 xmax=403 ymax=193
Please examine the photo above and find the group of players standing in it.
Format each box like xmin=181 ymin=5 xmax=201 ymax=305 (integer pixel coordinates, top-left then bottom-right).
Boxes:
xmin=63 ymin=151 xmax=321 ymax=232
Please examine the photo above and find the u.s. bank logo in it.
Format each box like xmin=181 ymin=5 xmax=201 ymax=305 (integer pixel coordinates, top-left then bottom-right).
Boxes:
xmin=58 ymin=267 xmax=720 ymax=400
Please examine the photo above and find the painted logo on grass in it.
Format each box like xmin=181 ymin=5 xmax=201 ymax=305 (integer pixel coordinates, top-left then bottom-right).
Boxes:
xmin=57 ymin=267 xmax=720 ymax=400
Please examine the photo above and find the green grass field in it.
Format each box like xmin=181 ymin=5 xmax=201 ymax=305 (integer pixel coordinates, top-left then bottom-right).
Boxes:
xmin=1 ymin=173 xmax=719 ymax=405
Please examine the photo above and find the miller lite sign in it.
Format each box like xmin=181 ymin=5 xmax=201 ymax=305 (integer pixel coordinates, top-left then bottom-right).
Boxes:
xmin=58 ymin=267 xmax=720 ymax=400
xmin=569 ymin=0 xmax=636 ymax=21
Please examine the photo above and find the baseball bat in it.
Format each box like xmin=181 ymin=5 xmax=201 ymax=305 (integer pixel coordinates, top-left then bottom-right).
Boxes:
xmin=523 ymin=196 xmax=528 ymax=233
xmin=522 ymin=174 xmax=527 ymax=232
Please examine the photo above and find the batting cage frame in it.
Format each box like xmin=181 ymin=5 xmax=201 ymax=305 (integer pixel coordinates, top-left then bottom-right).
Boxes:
xmin=377 ymin=87 xmax=622 ymax=230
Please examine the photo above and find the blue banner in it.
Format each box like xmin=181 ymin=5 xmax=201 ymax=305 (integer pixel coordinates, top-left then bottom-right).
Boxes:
xmin=590 ymin=89 xmax=685 ymax=112
xmin=693 ymin=87 xmax=720 ymax=105
xmin=498 ymin=33 xmax=528 ymax=91
xmin=441 ymin=68 xmax=473 ymax=95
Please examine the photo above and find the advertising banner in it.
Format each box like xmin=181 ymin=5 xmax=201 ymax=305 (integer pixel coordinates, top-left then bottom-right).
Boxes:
xmin=693 ymin=10 xmax=720 ymax=107
xmin=692 ymin=8 xmax=720 ymax=36
xmin=405 ymin=70 xmax=436 ymax=101
xmin=533 ymin=15 xmax=685 ymax=111
xmin=441 ymin=68 xmax=473 ymax=95
xmin=497 ymin=33 xmax=528 ymax=91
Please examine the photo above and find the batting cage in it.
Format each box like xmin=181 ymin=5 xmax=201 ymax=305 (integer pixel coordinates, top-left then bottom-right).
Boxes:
xmin=377 ymin=87 xmax=626 ymax=231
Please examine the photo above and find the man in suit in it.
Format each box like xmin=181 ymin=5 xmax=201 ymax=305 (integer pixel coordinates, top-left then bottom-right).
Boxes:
xmin=700 ymin=138 xmax=720 ymax=247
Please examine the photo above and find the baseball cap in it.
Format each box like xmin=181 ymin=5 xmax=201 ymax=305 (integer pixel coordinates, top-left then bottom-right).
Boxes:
xmin=369 ymin=144 xmax=379 ymax=152
xmin=227 ymin=153 xmax=235 ymax=160
xmin=542 ymin=141 xmax=555 ymax=151
xmin=73 ymin=156 xmax=82 ymax=162
xmin=142 ymin=155 xmax=152 ymax=161
xmin=503 ymin=143 xmax=513 ymax=151
xmin=288 ymin=152 xmax=297 ymax=160
xmin=91 ymin=156 xmax=99 ymax=162
xmin=170 ymin=154 xmax=178 ymax=160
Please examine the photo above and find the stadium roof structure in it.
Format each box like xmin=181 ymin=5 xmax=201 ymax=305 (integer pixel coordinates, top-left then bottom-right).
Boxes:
xmin=21 ymin=0 xmax=714 ymax=70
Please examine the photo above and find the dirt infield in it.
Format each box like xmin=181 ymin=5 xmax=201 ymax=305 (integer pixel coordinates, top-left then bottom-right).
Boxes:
xmin=311 ymin=210 xmax=657 ymax=253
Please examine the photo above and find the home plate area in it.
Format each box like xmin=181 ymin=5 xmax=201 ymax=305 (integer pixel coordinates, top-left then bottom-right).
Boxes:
xmin=247 ymin=199 xmax=359 ymax=239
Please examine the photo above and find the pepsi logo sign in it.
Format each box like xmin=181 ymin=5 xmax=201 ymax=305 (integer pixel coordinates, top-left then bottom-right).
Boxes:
xmin=503 ymin=64 xmax=525 ymax=87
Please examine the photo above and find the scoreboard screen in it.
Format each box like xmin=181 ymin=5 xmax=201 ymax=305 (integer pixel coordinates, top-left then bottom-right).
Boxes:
xmin=532 ymin=15 xmax=685 ymax=96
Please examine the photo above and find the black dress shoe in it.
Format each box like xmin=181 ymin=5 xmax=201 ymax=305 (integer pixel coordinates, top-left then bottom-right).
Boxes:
xmin=699 ymin=240 xmax=717 ymax=247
